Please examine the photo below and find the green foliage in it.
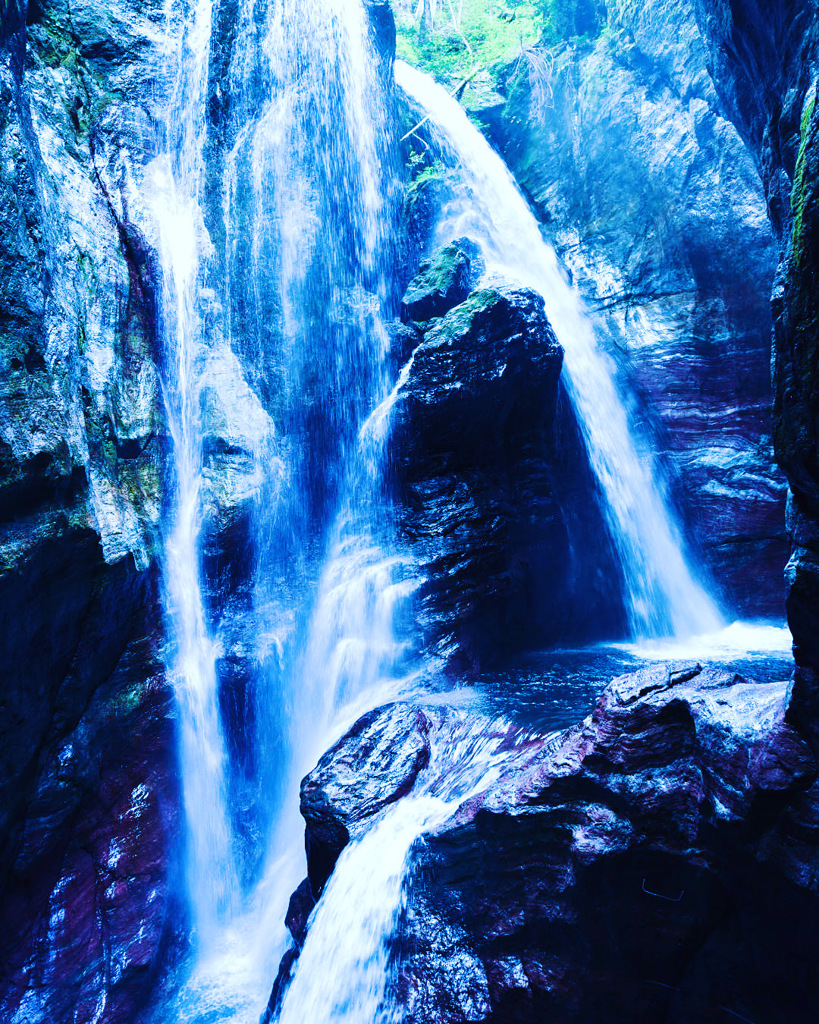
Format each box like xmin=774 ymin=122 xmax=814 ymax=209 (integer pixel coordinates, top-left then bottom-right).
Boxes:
xmin=395 ymin=0 xmax=543 ymax=93
xmin=791 ymin=92 xmax=816 ymax=267
xmin=407 ymin=157 xmax=448 ymax=191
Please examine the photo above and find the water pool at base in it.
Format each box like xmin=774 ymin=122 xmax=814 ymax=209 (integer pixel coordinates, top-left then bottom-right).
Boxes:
xmin=471 ymin=622 xmax=794 ymax=734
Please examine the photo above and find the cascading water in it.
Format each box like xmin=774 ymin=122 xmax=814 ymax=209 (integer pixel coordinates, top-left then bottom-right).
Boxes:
xmin=150 ymin=1 xmax=417 ymax=1019
xmin=274 ymin=710 xmax=556 ymax=1024
xmin=152 ymin=2 xmax=727 ymax=1018
xmin=394 ymin=60 xmax=723 ymax=641
xmin=276 ymin=798 xmax=450 ymax=1024
xmin=152 ymin=0 xmax=237 ymax=943
xmin=223 ymin=0 xmax=415 ymax=809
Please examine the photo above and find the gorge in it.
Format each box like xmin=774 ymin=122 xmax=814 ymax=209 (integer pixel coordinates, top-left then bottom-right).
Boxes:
xmin=0 ymin=1 xmax=817 ymax=1023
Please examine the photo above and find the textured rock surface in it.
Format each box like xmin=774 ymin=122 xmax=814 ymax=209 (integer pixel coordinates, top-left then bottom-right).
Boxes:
xmin=0 ymin=0 xmax=262 ymax=1017
xmin=393 ymin=268 xmax=627 ymax=671
xmin=482 ymin=0 xmax=788 ymax=617
xmin=690 ymin=0 xmax=819 ymax=741
xmin=280 ymin=663 xmax=819 ymax=1023
xmin=400 ymin=239 xmax=477 ymax=321
xmin=0 ymin=5 xmax=180 ymax=1016
xmin=0 ymin=587 xmax=181 ymax=1024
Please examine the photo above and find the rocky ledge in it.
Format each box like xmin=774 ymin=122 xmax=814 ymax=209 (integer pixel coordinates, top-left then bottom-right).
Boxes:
xmin=392 ymin=240 xmax=627 ymax=673
xmin=274 ymin=662 xmax=819 ymax=1023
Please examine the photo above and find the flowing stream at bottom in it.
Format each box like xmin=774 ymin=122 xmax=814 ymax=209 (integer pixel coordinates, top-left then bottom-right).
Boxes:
xmin=277 ymin=798 xmax=450 ymax=1024
xmin=275 ymin=710 xmax=547 ymax=1024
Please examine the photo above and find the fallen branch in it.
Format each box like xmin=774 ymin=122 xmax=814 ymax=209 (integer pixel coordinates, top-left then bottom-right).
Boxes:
xmin=400 ymin=65 xmax=482 ymax=142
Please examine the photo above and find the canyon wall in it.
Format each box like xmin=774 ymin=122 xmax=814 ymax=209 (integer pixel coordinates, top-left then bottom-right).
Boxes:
xmin=480 ymin=0 xmax=789 ymax=617
xmin=690 ymin=0 xmax=819 ymax=740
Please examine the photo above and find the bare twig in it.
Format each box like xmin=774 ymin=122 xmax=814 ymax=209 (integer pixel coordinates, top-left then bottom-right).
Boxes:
xmin=400 ymin=64 xmax=482 ymax=142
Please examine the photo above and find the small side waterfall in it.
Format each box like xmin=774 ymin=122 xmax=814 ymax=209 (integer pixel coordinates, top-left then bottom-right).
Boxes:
xmin=275 ymin=712 xmax=551 ymax=1024
xmin=277 ymin=797 xmax=451 ymax=1024
xmin=395 ymin=60 xmax=723 ymax=641
xmin=153 ymin=0 xmax=237 ymax=941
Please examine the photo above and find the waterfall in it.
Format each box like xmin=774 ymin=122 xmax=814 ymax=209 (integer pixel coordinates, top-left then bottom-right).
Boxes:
xmin=394 ymin=60 xmax=723 ymax=641
xmin=152 ymin=0 xmax=237 ymax=942
xmin=274 ymin=711 xmax=551 ymax=1023
xmin=223 ymin=0 xmax=415 ymax=812
xmin=148 ymin=0 xmax=727 ymax=1015
xmin=149 ymin=1 xmax=416 ymax=1018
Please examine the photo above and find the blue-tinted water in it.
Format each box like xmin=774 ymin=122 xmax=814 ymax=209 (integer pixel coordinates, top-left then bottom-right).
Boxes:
xmin=473 ymin=623 xmax=793 ymax=734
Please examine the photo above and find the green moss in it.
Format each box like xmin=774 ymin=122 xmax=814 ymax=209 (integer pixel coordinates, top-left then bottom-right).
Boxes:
xmin=405 ymin=241 xmax=468 ymax=302
xmin=428 ymin=287 xmax=500 ymax=338
xmin=791 ymin=92 xmax=816 ymax=266
xmin=407 ymin=157 xmax=447 ymax=192
xmin=29 ymin=20 xmax=120 ymax=143
xmin=110 ymin=677 xmax=150 ymax=718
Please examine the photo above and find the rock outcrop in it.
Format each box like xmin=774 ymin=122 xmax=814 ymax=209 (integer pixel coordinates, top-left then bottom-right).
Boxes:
xmin=477 ymin=0 xmax=788 ymax=617
xmin=400 ymin=239 xmax=476 ymax=321
xmin=277 ymin=663 xmax=819 ymax=1023
xmin=0 ymin=585 xmax=181 ymax=1024
xmin=0 ymin=1 xmax=178 ymax=1016
xmin=392 ymin=246 xmax=627 ymax=671
xmin=690 ymin=0 xmax=819 ymax=743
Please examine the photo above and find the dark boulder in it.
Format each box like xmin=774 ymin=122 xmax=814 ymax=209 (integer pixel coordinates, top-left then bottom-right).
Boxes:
xmin=400 ymin=239 xmax=480 ymax=322
xmin=392 ymin=282 xmax=627 ymax=672
xmin=301 ymin=703 xmax=432 ymax=893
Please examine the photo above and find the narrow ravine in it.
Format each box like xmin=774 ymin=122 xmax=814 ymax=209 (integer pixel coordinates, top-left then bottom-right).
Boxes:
xmin=155 ymin=2 xmax=765 ymax=1021
xmin=3 ymin=0 xmax=816 ymax=1022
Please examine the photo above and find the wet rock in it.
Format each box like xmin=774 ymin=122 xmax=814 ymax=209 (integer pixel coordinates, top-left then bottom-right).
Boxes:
xmin=364 ymin=0 xmax=396 ymax=67
xmin=279 ymin=664 xmax=818 ymax=1024
xmin=0 ymin=1 xmax=263 ymax=1018
xmin=302 ymin=704 xmax=432 ymax=892
xmin=689 ymin=0 xmax=819 ymax=738
xmin=400 ymin=239 xmax=479 ymax=322
xmin=392 ymin=282 xmax=627 ymax=671
xmin=0 ymin=594 xmax=181 ymax=1024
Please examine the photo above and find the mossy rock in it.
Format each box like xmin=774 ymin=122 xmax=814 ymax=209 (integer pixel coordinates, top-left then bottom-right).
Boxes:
xmin=401 ymin=238 xmax=483 ymax=321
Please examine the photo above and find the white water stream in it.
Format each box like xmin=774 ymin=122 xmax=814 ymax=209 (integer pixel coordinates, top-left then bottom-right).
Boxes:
xmin=277 ymin=797 xmax=451 ymax=1024
xmin=153 ymin=0 xmax=237 ymax=944
xmin=395 ymin=60 xmax=723 ymax=642
xmin=276 ymin=710 xmax=548 ymax=1024
xmin=152 ymin=0 xmax=415 ymax=1017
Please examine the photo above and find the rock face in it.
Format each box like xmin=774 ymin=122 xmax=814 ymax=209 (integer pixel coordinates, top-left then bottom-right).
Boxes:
xmin=0 ymin=586 xmax=181 ymax=1024
xmin=400 ymin=239 xmax=476 ymax=321
xmin=481 ymin=0 xmax=788 ymax=617
xmin=0 ymin=2 xmax=182 ymax=1017
xmin=0 ymin=0 xmax=267 ymax=1017
xmin=689 ymin=0 xmax=819 ymax=742
xmin=278 ymin=664 xmax=819 ymax=1024
xmin=392 ymin=250 xmax=627 ymax=671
